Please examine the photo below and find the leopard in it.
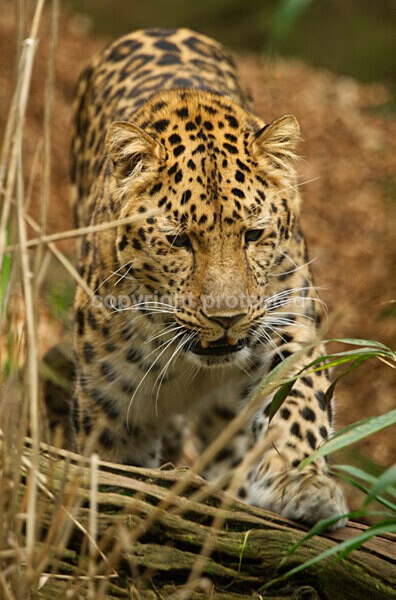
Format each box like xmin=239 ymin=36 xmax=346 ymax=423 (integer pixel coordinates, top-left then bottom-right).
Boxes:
xmin=70 ymin=27 xmax=348 ymax=528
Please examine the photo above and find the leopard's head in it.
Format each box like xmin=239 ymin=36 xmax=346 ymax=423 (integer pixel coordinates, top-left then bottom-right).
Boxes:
xmin=106 ymin=90 xmax=301 ymax=366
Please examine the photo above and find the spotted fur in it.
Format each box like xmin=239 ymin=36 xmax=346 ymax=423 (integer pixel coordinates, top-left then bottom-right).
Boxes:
xmin=71 ymin=28 xmax=347 ymax=528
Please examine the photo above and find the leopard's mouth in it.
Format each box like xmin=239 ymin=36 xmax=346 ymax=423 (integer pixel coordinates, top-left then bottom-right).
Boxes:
xmin=186 ymin=336 xmax=247 ymax=356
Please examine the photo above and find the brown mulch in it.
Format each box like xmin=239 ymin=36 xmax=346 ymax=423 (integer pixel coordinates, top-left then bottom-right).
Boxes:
xmin=1 ymin=6 xmax=395 ymax=489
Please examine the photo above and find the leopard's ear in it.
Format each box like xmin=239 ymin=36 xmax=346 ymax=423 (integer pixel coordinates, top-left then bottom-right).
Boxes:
xmin=251 ymin=114 xmax=300 ymax=176
xmin=106 ymin=121 xmax=166 ymax=180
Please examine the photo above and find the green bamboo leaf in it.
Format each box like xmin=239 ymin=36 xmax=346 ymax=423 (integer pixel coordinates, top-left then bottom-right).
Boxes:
xmin=324 ymin=357 xmax=367 ymax=404
xmin=333 ymin=465 xmax=396 ymax=499
xmin=264 ymin=520 xmax=396 ymax=589
xmin=362 ymin=465 xmax=396 ymax=509
xmin=332 ymin=467 xmax=396 ymax=513
xmin=280 ymin=509 xmax=362 ymax=566
xmin=256 ymin=343 xmax=315 ymax=392
xmin=283 ymin=509 xmax=393 ymax=567
xmin=298 ymin=409 xmax=396 ymax=469
xmin=266 ymin=351 xmax=376 ymax=392
xmin=310 ymin=356 xmax=366 ymax=372
xmin=269 ymin=0 xmax=314 ymax=51
xmin=268 ymin=379 xmax=295 ymax=423
xmin=329 ymin=520 xmax=396 ymax=565
xmin=329 ymin=416 xmax=377 ymax=439
xmin=328 ymin=338 xmax=393 ymax=352
xmin=259 ymin=340 xmax=393 ymax=395
xmin=0 ymin=221 xmax=12 ymax=316
xmin=307 ymin=348 xmax=387 ymax=365
xmin=299 ymin=348 xmax=392 ymax=379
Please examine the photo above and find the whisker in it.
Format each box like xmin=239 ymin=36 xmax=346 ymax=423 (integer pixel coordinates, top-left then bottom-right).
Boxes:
xmin=119 ymin=300 xmax=177 ymax=310
xmin=266 ymin=285 xmax=325 ymax=303
xmin=145 ymin=323 xmax=184 ymax=344
xmin=236 ymin=356 xmax=254 ymax=377
xmin=80 ymin=259 xmax=133 ymax=308
xmin=270 ymin=255 xmax=318 ymax=278
xmin=265 ymin=310 xmax=315 ymax=322
xmin=266 ymin=296 xmax=327 ymax=312
xmin=113 ymin=261 xmax=135 ymax=286
xmin=182 ymin=359 xmax=201 ymax=384
xmin=153 ymin=330 xmax=197 ymax=415
xmin=261 ymin=324 xmax=290 ymax=345
xmin=253 ymin=324 xmax=284 ymax=357
xmin=272 ymin=176 xmax=320 ymax=199
xmin=165 ymin=222 xmax=185 ymax=256
xmin=126 ymin=329 xmax=186 ymax=428
xmin=108 ymin=300 xmax=176 ymax=315
xmin=144 ymin=330 xmax=186 ymax=361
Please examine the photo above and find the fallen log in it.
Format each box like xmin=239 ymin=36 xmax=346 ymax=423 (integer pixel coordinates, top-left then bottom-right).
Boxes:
xmin=6 ymin=440 xmax=395 ymax=600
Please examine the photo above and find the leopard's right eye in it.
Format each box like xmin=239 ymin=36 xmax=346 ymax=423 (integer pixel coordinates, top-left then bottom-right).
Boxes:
xmin=245 ymin=228 xmax=265 ymax=243
xmin=166 ymin=233 xmax=192 ymax=249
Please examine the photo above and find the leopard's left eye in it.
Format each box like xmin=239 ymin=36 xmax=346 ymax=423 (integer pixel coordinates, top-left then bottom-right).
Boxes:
xmin=245 ymin=229 xmax=264 ymax=243
xmin=166 ymin=233 xmax=192 ymax=249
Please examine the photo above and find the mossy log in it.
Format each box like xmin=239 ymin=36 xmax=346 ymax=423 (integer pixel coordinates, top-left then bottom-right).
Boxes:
xmin=12 ymin=441 xmax=396 ymax=600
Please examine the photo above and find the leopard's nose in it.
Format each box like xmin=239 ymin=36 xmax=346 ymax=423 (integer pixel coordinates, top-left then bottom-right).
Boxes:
xmin=202 ymin=312 xmax=246 ymax=330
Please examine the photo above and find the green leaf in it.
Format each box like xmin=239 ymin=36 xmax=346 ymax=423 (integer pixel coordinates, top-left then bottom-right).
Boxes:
xmin=323 ymin=356 xmax=367 ymax=404
xmin=332 ymin=466 xmax=396 ymax=513
xmin=0 ymin=221 xmax=12 ymax=317
xmin=330 ymin=520 xmax=396 ymax=564
xmin=333 ymin=465 xmax=396 ymax=500
xmin=308 ymin=350 xmax=392 ymax=372
xmin=328 ymin=416 xmax=377 ymax=439
xmin=264 ymin=519 xmax=396 ymax=589
xmin=362 ymin=465 xmax=396 ymax=509
xmin=269 ymin=0 xmax=314 ymax=51
xmin=328 ymin=338 xmax=393 ymax=352
xmin=256 ymin=343 xmax=315 ymax=393
xmin=298 ymin=409 xmax=396 ymax=469
xmin=279 ymin=510 xmax=360 ymax=567
xmin=268 ymin=379 xmax=295 ymax=423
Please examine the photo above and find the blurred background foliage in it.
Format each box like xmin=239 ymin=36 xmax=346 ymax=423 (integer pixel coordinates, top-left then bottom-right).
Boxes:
xmin=65 ymin=0 xmax=396 ymax=85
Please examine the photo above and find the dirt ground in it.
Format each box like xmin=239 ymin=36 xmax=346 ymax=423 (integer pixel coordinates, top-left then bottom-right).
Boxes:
xmin=1 ymin=7 xmax=395 ymax=475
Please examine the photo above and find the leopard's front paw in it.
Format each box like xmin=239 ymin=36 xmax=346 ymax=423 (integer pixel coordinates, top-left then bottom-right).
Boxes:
xmin=246 ymin=468 xmax=348 ymax=530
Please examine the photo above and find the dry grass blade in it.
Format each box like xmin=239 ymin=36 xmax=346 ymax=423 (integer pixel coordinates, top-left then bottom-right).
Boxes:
xmin=13 ymin=45 xmax=41 ymax=577
xmin=5 ymin=210 xmax=160 ymax=252
xmin=0 ymin=1 xmax=67 ymax=593
xmin=0 ymin=0 xmax=45 ymax=265
xmin=23 ymin=212 xmax=107 ymax=313
xmin=88 ymin=453 xmax=99 ymax=599
xmin=34 ymin=0 xmax=59 ymax=293
xmin=18 ymin=446 xmax=118 ymax=582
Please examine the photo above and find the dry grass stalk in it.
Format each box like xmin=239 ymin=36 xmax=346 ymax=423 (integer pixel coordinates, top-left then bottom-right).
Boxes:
xmin=34 ymin=0 xmax=59 ymax=294
xmin=1 ymin=1 xmax=56 ymax=595
xmin=0 ymin=0 xmax=45 ymax=264
xmin=5 ymin=210 xmax=160 ymax=252
xmin=88 ymin=453 xmax=99 ymax=599
xmin=23 ymin=211 xmax=104 ymax=311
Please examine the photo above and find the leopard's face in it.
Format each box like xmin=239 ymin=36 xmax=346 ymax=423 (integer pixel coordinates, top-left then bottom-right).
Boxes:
xmin=108 ymin=90 xmax=300 ymax=366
